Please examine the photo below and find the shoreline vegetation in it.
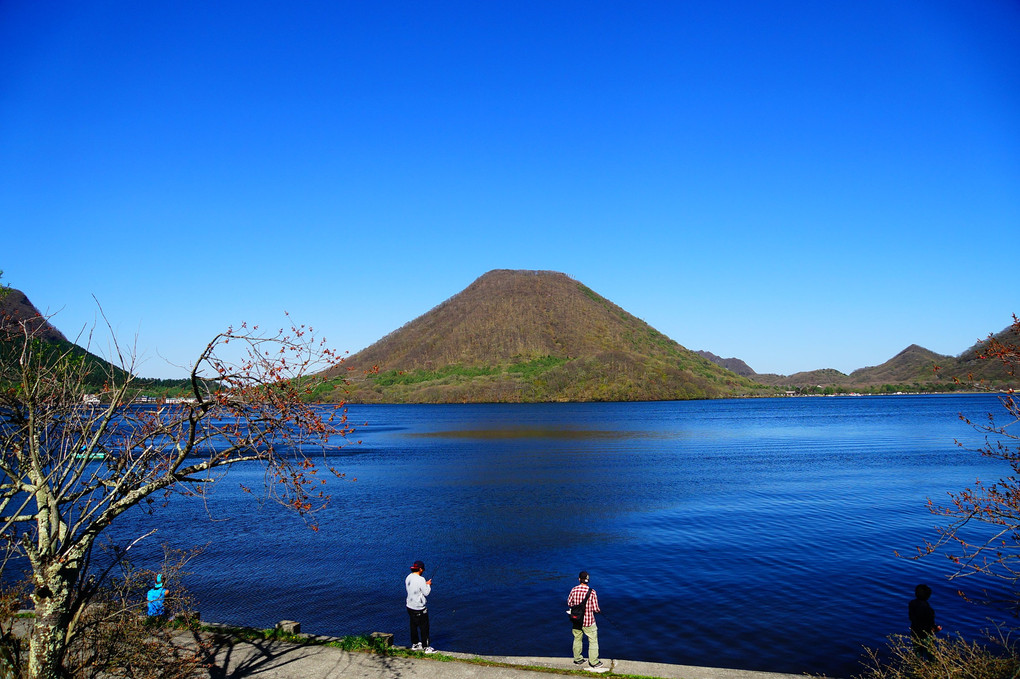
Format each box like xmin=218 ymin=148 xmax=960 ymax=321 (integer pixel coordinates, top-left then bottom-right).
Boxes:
xmin=314 ymin=367 xmax=1011 ymax=404
xmin=119 ymin=383 xmax=1011 ymax=403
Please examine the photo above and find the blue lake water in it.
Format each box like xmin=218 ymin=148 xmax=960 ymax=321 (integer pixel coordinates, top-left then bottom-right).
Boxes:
xmin=105 ymin=394 xmax=1016 ymax=677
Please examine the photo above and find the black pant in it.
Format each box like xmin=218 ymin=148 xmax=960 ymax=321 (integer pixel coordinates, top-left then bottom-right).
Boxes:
xmin=407 ymin=607 xmax=430 ymax=647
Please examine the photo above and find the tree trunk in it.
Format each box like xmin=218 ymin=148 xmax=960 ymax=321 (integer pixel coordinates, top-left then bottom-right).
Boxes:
xmin=28 ymin=569 xmax=75 ymax=679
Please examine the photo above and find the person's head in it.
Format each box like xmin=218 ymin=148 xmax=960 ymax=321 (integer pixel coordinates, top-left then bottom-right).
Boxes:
xmin=411 ymin=560 xmax=425 ymax=574
xmin=914 ymin=584 xmax=931 ymax=600
xmin=154 ymin=574 xmax=164 ymax=590
xmin=578 ymin=571 xmax=590 ymax=584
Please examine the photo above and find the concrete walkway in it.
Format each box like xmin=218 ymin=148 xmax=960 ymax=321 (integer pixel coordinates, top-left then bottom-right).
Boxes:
xmin=10 ymin=616 xmax=816 ymax=678
xmin=196 ymin=636 xmax=812 ymax=679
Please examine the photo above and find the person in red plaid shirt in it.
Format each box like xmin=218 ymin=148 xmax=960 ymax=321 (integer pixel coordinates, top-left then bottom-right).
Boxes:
xmin=567 ymin=571 xmax=607 ymax=672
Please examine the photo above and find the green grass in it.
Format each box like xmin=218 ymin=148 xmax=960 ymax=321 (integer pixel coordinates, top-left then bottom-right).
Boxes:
xmin=506 ymin=356 xmax=568 ymax=378
xmin=577 ymin=283 xmax=603 ymax=304
xmin=371 ymin=364 xmax=500 ymax=386
xmin=369 ymin=357 xmax=567 ymax=387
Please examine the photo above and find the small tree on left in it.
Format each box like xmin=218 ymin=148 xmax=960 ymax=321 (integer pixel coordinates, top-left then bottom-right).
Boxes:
xmin=0 ymin=283 xmax=351 ymax=679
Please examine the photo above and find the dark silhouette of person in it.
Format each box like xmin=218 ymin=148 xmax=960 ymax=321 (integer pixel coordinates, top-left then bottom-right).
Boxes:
xmin=908 ymin=584 xmax=941 ymax=659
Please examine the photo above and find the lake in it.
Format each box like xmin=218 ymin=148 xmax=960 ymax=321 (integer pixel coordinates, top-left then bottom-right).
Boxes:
xmin=106 ymin=394 xmax=1015 ymax=677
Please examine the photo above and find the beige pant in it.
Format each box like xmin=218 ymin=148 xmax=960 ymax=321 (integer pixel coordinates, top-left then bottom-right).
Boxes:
xmin=572 ymin=624 xmax=599 ymax=664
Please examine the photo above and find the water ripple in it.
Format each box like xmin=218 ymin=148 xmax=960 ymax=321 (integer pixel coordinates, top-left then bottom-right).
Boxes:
xmin=94 ymin=394 xmax=1011 ymax=678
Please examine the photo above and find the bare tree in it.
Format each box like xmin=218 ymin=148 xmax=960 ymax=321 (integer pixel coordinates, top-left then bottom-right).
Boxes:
xmin=918 ymin=316 xmax=1020 ymax=611
xmin=0 ymin=290 xmax=350 ymax=679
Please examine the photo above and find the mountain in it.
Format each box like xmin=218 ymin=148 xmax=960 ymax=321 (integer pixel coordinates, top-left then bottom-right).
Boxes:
xmin=0 ymin=288 xmax=68 ymax=343
xmin=715 ymin=327 xmax=1019 ymax=391
xmin=848 ymin=344 xmax=952 ymax=385
xmin=749 ymin=345 xmax=954 ymax=388
xmin=325 ymin=269 xmax=765 ymax=403
xmin=8 ymin=276 xmax=1014 ymax=399
xmin=695 ymin=350 xmax=756 ymax=377
xmin=0 ymin=286 xmax=130 ymax=389
xmin=953 ymin=322 xmax=1020 ymax=383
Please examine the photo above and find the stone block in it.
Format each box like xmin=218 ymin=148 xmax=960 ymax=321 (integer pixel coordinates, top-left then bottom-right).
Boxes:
xmin=369 ymin=632 xmax=393 ymax=647
xmin=276 ymin=620 xmax=301 ymax=635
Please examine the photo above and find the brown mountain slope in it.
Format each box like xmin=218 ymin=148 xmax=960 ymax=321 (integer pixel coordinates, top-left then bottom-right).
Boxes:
xmin=327 ymin=269 xmax=767 ymax=403
xmin=737 ymin=326 xmax=1019 ymax=390
xmin=953 ymin=322 xmax=1020 ymax=383
xmin=848 ymin=344 xmax=953 ymax=385
xmin=753 ymin=368 xmax=849 ymax=388
xmin=831 ymin=327 xmax=1019 ymax=389
xmin=0 ymin=288 xmax=67 ymax=343
xmin=0 ymin=286 xmax=137 ymax=388
xmin=695 ymin=350 xmax=756 ymax=377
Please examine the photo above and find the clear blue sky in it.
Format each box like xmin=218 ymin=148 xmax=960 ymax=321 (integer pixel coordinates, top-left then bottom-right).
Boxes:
xmin=2 ymin=1 xmax=1018 ymax=379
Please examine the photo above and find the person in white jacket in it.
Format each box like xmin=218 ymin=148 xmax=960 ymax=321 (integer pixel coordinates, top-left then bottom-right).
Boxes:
xmin=405 ymin=560 xmax=435 ymax=653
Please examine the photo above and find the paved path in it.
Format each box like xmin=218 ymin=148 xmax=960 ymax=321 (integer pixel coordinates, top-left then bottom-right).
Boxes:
xmin=11 ymin=617 xmax=819 ymax=678
xmin=195 ymin=635 xmax=813 ymax=679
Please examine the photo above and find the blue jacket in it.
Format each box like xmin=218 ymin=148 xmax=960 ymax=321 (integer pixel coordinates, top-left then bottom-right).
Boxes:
xmin=147 ymin=585 xmax=165 ymax=616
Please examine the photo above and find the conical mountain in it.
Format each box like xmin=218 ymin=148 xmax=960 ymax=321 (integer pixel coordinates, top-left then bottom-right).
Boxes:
xmin=848 ymin=344 xmax=953 ymax=385
xmin=331 ymin=269 xmax=763 ymax=403
xmin=839 ymin=327 xmax=1019 ymax=388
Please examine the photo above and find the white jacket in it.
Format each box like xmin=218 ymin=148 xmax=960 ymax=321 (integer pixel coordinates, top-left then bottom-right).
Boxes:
xmin=405 ymin=571 xmax=431 ymax=610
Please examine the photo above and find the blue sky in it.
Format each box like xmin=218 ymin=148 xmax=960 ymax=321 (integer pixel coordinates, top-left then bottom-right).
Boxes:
xmin=2 ymin=1 xmax=1018 ymax=379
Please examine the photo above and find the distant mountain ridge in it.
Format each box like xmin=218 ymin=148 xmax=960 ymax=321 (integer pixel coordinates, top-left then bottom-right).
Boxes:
xmin=700 ymin=332 xmax=1018 ymax=389
xmin=331 ymin=269 xmax=762 ymax=402
xmin=695 ymin=351 xmax=755 ymax=377
xmin=7 ymin=275 xmax=1017 ymax=399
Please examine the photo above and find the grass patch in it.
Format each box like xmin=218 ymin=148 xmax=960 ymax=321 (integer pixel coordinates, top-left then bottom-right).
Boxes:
xmin=371 ymin=364 xmax=499 ymax=386
xmin=370 ymin=358 xmax=566 ymax=387
xmin=507 ymin=356 xmax=568 ymax=378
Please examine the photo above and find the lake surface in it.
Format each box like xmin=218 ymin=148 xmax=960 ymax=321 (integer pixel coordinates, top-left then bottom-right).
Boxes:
xmin=107 ymin=394 xmax=1015 ymax=677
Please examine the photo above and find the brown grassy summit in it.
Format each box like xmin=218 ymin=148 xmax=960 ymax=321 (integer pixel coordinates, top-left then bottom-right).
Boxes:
xmin=329 ymin=269 xmax=765 ymax=403
xmin=350 ymin=269 xmax=671 ymax=368
xmin=0 ymin=288 xmax=68 ymax=344
xmin=848 ymin=344 xmax=952 ymax=385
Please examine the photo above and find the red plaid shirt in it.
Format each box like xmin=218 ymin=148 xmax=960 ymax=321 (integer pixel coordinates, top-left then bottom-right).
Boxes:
xmin=567 ymin=584 xmax=600 ymax=627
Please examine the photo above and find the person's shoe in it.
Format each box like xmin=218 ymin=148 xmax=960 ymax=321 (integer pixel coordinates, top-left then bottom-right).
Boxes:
xmin=410 ymin=643 xmax=423 ymax=651
xmin=587 ymin=661 xmax=609 ymax=673
xmin=573 ymin=658 xmax=586 ymax=665
xmin=423 ymin=646 xmax=437 ymax=654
